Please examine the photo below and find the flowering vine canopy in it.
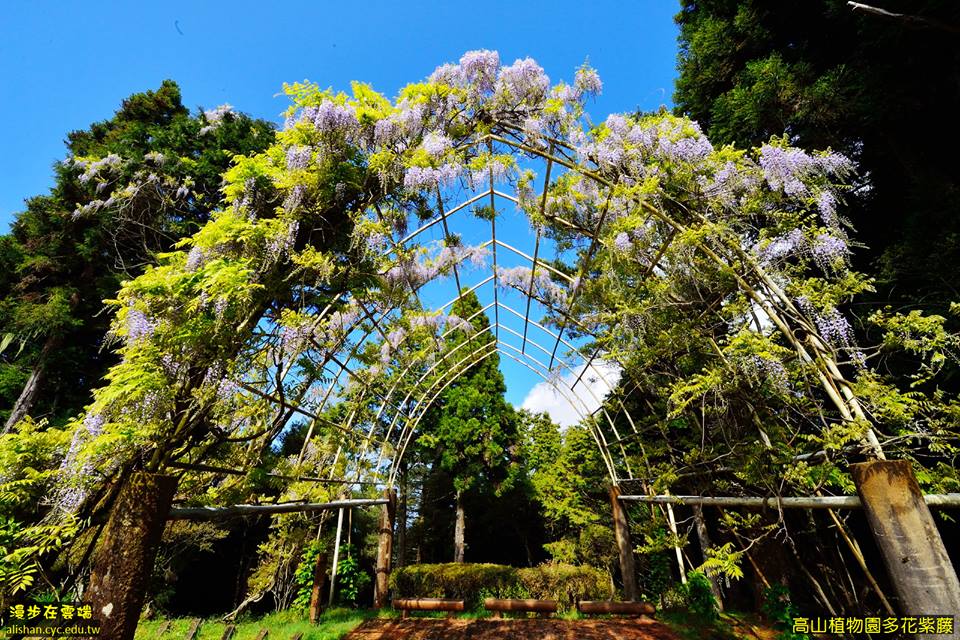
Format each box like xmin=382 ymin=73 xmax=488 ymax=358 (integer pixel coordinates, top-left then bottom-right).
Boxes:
xmin=10 ymin=49 xmax=908 ymax=536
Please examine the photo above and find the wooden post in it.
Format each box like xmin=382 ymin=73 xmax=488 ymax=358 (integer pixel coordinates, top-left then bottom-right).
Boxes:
xmin=374 ymin=488 xmax=398 ymax=608
xmin=308 ymin=550 xmax=328 ymax=623
xmin=851 ymin=460 xmax=960 ymax=635
xmin=184 ymin=618 xmax=201 ymax=640
xmin=609 ymin=485 xmax=639 ymax=601
xmin=86 ymin=472 xmax=178 ymax=640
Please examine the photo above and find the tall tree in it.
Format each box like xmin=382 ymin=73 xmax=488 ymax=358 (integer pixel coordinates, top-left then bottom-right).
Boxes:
xmin=674 ymin=0 xmax=960 ymax=310
xmin=417 ymin=290 xmax=518 ymax=562
xmin=0 ymin=81 xmax=274 ymax=430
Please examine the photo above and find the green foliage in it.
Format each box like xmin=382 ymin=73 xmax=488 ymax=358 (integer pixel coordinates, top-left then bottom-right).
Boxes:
xmin=133 ymin=608 xmax=377 ymax=640
xmin=761 ymin=584 xmax=809 ymax=640
xmin=418 ymin=290 xmax=519 ymax=497
xmin=679 ymin=571 xmax=719 ymax=621
xmin=293 ymin=540 xmax=323 ymax=612
xmin=0 ymin=79 xmax=274 ymax=428
xmin=334 ymin=544 xmax=370 ymax=607
xmin=516 ymin=563 xmax=611 ymax=611
xmin=390 ymin=562 xmax=610 ymax=612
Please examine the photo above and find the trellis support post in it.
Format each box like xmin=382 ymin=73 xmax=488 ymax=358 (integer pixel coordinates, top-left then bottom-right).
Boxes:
xmin=86 ymin=472 xmax=178 ymax=640
xmin=851 ymin=459 xmax=960 ymax=636
xmin=374 ymin=488 xmax=397 ymax=608
xmin=610 ymin=485 xmax=639 ymax=601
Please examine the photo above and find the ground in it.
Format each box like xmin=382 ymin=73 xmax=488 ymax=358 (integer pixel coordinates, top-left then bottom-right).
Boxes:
xmin=344 ymin=618 xmax=681 ymax=640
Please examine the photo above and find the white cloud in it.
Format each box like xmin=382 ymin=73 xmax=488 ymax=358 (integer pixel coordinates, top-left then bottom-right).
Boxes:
xmin=521 ymin=360 xmax=622 ymax=427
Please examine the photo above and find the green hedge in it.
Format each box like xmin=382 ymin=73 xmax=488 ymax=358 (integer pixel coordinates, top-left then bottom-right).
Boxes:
xmin=390 ymin=562 xmax=611 ymax=611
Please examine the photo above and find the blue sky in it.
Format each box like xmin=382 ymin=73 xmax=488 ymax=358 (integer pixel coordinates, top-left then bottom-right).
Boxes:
xmin=1 ymin=0 xmax=682 ymax=416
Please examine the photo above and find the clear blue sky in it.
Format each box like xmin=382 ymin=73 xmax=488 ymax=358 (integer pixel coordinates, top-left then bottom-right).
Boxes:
xmin=1 ymin=0 xmax=682 ymax=414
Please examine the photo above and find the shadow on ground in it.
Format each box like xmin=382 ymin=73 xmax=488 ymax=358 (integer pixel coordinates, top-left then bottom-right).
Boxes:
xmin=346 ymin=618 xmax=681 ymax=640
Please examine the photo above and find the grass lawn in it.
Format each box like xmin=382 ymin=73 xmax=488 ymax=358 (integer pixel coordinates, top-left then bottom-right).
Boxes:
xmin=134 ymin=608 xmax=384 ymax=640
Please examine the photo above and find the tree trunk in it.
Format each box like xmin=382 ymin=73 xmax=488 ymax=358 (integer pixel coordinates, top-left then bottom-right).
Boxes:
xmin=454 ymin=490 xmax=465 ymax=563
xmin=85 ymin=472 xmax=178 ymax=640
xmin=308 ymin=551 xmax=327 ymax=624
xmin=374 ymin=489 xmax=397 ymax=608
xmin=3 ymin=335 xmax=60 ymax=433
xmin=610 ymin=486 xmax=639 ymax=601
xmin=692 ymin=504 xmax=724 ymax=611
xmin=851 ymin=460 xmax=960 ymax=637
xmin=397 ymin=463 xmax=407 ymax=569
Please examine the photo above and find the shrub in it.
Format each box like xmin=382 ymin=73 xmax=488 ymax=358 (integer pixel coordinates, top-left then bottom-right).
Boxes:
xmin=391 ymin=562 xmax=610 ymax=612
xmin=680 ymin=571 xmax=719 ymax=620
xmin=518 ymin=563 xmax=611 ymax=610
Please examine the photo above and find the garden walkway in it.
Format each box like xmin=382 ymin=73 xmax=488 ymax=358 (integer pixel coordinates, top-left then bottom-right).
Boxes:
xmin=344 ymin=618 xmax=681 ymax=640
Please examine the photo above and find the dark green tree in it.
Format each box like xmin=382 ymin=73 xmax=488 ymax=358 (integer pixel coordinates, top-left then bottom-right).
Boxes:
xmin=674 ymin=0 xmax=960 ymax=310
xmin=0 ymin=81 xmax=274 ymax=430
xmin=417 ymin=290 xmax=519 ymax=562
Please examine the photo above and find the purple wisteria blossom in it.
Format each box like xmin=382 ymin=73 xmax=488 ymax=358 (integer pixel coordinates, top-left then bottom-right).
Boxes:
xmin=742 ymin=354 xmax=790 ymax=391
xmin=459 ymin=49 xmax=500 ymax=93
xmin=810 ymin=233 xmax=848 ymax=270
xmin=266 ymin=220 xmax=300 ymax=261
xmin=759 ymin=145 xmax=854 ymax=203
xmin=126 ymin=308 xmax=156 ymax=343
xmin=284 ymin=184 xmax=307 ymax=212
xmin=409 ymin=314 xmax=444 ymax=330
xmin=403 ymin=164 xmax=462 ymax=191
xmin=313 ymin=101 xmax=359 ymax=137
xmin=436 ymin=244 xmax=489 ymax=271
xmin=817 ymin=190 xmax=838 ymax=227
xmin=496 ymin=265 xmax=567 ymax=308
xmin=522 ymin=116 xmax=545 ymax=143
xmin=280 ymin=322 xmax=314 ymax=356
xmin=613 ymin=232 xmax=633 ymax=253
xmin=497 ymin=57 xmax=550 ymax=103
xmin=374 ymin=118 xmax=399 ymax=146
xmin=469 ymin=157 xmax=510 ymax=189
xmin=200 ymin=104 xmax=233 ymax=134
xmin=445 ymin=314 xmax=475 ymax=335
xmin=574 ymin=67 xmax=603 ymax=98
xmin=324 ymin=307 xmax=361 ymax=342
xmin=384 ymin=258 xmax=436 ymax=289
xmin=758 ymin=229 xmax=805 ymax=264
xmin=815 ymin=308 xmax=855 ymax=348
xmin=286 ymin=145 xmax=312 ymax=170
xmin=797 ymin=297 xmax=855 ymax=350
xmin=421 ymin=132 xmax=452 ymax=158
xmin=79 ymin=153 xmax=122 ymax=183
xmin=700 ymin=160 xmax=760 ymax=209
xmin=380 ymin=328 xmax=408 ymax=364
xmin=186 ymin=246 xmax=206 ymax=271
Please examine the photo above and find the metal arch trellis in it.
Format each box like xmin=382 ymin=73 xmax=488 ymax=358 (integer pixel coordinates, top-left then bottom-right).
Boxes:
xmin=207 ymin=126 xmax=887 ymax=497
xmin=213 ymin=171 xmax=640 ymax=489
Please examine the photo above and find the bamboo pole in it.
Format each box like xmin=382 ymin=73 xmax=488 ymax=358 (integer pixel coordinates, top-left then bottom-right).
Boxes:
xmin=328 ymin=508 xmax=345 ymax=607
xmin=166 ymin=499 xmax=387 ymax=520
xmin=618 ymin=493 xmax=960 ymax=508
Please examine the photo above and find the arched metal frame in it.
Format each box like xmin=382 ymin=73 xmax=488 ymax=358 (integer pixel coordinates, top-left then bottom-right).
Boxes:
xmin=223 ymin=123 xmax=883 ymax=495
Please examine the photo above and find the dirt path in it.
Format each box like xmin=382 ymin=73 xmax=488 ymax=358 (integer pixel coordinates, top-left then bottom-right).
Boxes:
xmin=345 ymin=618 xmax=681 ymax=640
